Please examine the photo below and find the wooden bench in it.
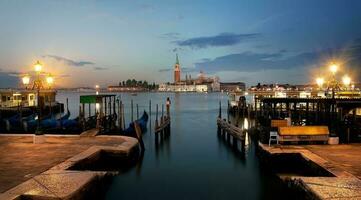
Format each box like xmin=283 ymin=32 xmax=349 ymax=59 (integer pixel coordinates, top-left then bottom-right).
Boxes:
xmin=271 ymin=119 xmax=288 ymax=128
xmin=278 ymin=126 xmax=329 ymax=144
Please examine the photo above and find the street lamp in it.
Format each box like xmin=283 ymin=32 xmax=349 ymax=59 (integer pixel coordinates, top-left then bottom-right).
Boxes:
xmin=34 ymin=61 xmax=43 ymax=135
xmin=21 ymin=61 xmax=54 ymax=141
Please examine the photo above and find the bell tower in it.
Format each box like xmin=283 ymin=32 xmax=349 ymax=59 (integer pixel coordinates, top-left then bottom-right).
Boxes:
xmin=174 ymin=54 xmax=181 ymax=84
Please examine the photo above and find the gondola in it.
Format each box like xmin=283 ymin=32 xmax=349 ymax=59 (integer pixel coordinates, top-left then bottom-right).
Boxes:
xmin=3 ymin=113 xmax=36 ymax=132
xmin=123 ymin=111 xmax=149 ymax=136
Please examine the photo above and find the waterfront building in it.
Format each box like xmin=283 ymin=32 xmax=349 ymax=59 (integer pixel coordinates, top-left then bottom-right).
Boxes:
xmin=220 ymin=82 xmax=246 ymax=92
xmin=0 ymin=89 xmax=57 ymax=108
xmin=159 ymin=55 xmax=220 ymax=92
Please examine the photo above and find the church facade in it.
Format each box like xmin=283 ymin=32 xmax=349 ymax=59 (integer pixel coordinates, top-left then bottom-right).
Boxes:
xmin=159 ymin=54 xmax=220 ymax=92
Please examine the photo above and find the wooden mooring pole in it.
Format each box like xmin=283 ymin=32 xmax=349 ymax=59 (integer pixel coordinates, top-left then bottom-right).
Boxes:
xmin=131 ymin=99 xmax=134 ymax=122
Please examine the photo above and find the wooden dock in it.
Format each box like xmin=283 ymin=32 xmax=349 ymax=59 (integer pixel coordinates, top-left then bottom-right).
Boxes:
xmin=154 ymin=104 xmax=171 ymax=135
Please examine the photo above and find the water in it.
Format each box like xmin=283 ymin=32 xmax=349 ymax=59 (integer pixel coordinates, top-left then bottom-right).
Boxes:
xmin=56 ymin=91 xmax=292 ymax=200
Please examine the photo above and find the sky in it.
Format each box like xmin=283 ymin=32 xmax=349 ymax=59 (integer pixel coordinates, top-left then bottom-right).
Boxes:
xmin=0 ymin=0 xmax=361 ymax=88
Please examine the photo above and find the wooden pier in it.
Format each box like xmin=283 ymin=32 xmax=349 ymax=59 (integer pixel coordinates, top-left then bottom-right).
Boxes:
xmin=154 ymin=103 xmax=171 ymax=135
xmin=217 ymin=102 xmax=246 ymax=149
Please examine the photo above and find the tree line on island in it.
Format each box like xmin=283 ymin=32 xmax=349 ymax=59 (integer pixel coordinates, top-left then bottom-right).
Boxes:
xmin=119 ymin=79 xmax=158 ymax=90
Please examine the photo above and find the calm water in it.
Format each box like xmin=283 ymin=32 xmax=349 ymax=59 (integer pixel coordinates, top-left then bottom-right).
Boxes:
xmin=57 ymin=92 xmax=290 ymax=200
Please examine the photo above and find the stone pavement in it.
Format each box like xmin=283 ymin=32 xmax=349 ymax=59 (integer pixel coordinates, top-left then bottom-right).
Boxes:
xmin=0 ymin=134 xmax=139 ymax=199
xmin=260 ymin=143 xmax=361 ymax=199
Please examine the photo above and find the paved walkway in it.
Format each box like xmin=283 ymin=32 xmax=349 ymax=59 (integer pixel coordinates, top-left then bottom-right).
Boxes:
xmin=305 ymin=144 xmax=361 ymax=180
xmin=0 ymin=134 xmax=130 ymax=193
xmin=260 ymin=143 xmax=361 ymax=199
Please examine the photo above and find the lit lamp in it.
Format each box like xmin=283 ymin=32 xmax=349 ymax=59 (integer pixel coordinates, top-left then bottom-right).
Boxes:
xmin=316 ymin=77 xmax=324 ymax=89
xmin=46 ymin=74 xmax=54 ymax=86
xmin=34 ymin=61 xmax=42 ymax=73
xmin=22 ymin=75 xmax=30 ymax=89
xmin=342 ymin=75 xmax=351 ymax=89
xmin=329 ymin=64 xmax=338 ymax=75
xmin=95 ymin=84 xmax=100 ymax=95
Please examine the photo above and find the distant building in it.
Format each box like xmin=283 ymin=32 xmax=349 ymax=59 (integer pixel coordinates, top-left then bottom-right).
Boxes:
xmin=159 ymin=55 xmax=220 ymax=92
xmin=220 ymin=82 xmax=246 ymax=92
xmin=107 ymin=86 xmax=146 ymax=92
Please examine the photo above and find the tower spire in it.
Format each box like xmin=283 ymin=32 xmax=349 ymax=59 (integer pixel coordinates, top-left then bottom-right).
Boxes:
xmin=176 ymin=53 xmax=179 ymax=65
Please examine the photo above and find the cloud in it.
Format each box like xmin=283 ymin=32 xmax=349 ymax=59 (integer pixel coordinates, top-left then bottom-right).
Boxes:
xmin=172 ymin=47 xmax=183 ymax=52
xmin=160 ymin=32 xmax=181 ymax=40
xmin=93 ymin=67 xmax=108 ymax=70
xmin=174 ymin=33 xmax=260 ymax=49
xmin=43 ymin=55 xmax=94 ymax=67
xmin=194 ymin=40 xmax=361 ymax=75
xmin=194 ymin=50 xmax=320 ymax=72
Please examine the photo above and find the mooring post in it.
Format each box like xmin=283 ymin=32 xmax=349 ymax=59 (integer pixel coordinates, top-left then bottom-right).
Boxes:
xmin=161 ymin=104 xmax=164 ymax=124
xmin=134 ymin=122 xmax=145 ymax=151
xmin=219 ymin=101 xmax=222 ymax=118
xmin=137 ymin=104 xmax=139 ymax=119
xmin=155 ymin=104 xmax=159 ymax=131
xmin=227 ymin=100 xmax=230 ymax=122
xmin=131 ymin=99 xmax=134 ymax=122
xmin=149 ymin=99 xmax=152 ymax=133
xmin=117 ymin=99 xmax=121 ymax=130
xmin=122 ymin=102 xmax=125 ymax=130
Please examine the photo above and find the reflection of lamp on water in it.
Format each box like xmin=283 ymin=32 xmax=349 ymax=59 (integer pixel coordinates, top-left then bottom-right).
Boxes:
xmin=243 ymin=118 xmax=249 ymax=130
xmin=95 ymin=103 xmax=100 ymax=112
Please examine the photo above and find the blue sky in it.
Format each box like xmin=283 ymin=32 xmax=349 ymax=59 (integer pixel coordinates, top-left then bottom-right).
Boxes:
xmin=0 ymin=0 xmax=360 ymax=87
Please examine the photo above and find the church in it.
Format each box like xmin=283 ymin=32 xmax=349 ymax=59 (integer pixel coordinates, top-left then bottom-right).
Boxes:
xmin=159 ymin=54 xmax=220 ymax=92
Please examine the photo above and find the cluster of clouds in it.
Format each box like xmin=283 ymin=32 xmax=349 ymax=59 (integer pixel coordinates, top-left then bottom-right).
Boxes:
xmin=161 ymin=31 xmax=361 ymax=82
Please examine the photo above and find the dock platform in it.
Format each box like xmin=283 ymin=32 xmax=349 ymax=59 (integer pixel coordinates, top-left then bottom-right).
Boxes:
xmin=259 ymin=143 xmax=361 ymax=199
xmin=0 ymin=134 xmax=139 ymax=199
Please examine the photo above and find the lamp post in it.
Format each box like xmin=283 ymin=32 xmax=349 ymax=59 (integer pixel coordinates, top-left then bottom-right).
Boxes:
xmin=22 ymin=61 xmax=54 ymax=141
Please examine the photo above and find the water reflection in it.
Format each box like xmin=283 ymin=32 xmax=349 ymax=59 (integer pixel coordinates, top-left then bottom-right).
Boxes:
xmin=155 ymin=131 xmax=171 ymax=161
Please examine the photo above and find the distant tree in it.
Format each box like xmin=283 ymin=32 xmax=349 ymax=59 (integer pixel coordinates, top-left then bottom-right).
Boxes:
xmin=119 ymin=82 xmax=122 ymax=86
xmin=126 ymin=79 xmax=132 ymax=86
xmin=122 ymin=81 xmax=125 ymax=86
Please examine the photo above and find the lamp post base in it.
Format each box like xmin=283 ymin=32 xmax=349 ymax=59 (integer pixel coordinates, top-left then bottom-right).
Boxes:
xmin=33 ymin=134 xmax=46 ymax=144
